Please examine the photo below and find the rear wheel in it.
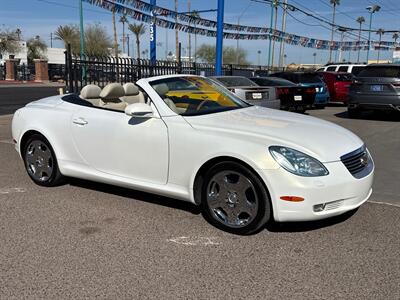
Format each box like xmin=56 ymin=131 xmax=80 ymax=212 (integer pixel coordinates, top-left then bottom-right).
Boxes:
xmin=23 ymin=134 xmax=65 ymax=187
xmin=201 ymin=162 xmax=271 ymax=235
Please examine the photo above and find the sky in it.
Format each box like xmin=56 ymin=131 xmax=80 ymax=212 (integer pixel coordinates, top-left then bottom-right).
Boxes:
xmin=1 ymin=0 xmax=400 ymax=65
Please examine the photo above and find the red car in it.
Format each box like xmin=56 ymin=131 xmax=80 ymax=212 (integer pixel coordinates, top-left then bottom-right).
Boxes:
xmin=318 ymin=71 xmax=353 ymax=104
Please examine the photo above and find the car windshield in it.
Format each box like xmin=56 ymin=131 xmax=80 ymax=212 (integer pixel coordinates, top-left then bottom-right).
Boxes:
xmin=298 ymin=73 xmax=323 ymax=83
xmin=150 ymin=76 xmax=250 ymax=116
xmin=357 ymin=66 xmax=400 ymax=78
xmin=213 ymin=76 xmax=258 ymax=87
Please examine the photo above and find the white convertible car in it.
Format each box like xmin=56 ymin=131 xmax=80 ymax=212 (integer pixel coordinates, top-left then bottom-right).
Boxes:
xmin=11 ymin=75 xmax=374 ymax=234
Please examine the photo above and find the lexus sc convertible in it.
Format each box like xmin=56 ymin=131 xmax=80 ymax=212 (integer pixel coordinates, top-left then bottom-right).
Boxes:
xmin=11 ymin=75 xmax=374 ymax=234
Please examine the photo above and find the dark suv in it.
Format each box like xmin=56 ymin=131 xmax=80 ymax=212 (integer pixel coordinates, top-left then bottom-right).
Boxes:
xmin=348 ymin=64 xmax=400 ymax=117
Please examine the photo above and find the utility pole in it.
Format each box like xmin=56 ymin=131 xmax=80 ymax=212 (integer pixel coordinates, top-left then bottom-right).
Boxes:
xmin=267 ymin=1 xmax=275 ymax=69
xmin=175 ymin=0 xmax=179 ymax=59
xmin=215 ymin=0 xmax=224 ymax=75
xmin=188 ymin=0 xmax=191 ymax=62
xmin=79 ymin=0 xmax=85 ymax=58
xmin=127 ymin=34 xmax=130 ymax=57
xmin=338 ymin=28 xmax=346 ymax=62
xmin=50 ymin=32 xmax=53 ymax=48
xmin=278 ymin=0 xmax=287 ymax=68
xmin=366 ymin=5 xmax=380 ymax=63
xmin=271 ymin=1 xmax=278 ymax=68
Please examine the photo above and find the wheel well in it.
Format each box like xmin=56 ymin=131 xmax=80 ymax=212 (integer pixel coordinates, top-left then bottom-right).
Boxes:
xmin=193 ymin=156 xmax=271 ymax=206
xmin=20 ymin=130 xmax=43 ymax=154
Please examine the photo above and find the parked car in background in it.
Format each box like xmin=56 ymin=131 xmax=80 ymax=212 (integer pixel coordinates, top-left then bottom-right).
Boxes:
xmin=318 ymin=71 xmax=353 ymax=104
xmin=348 ymin=64 xmax=400 ymax=118
xmin=210 ymin=76 xmax=280 ymax=109
xmin=271 ymin=72 xmax=329 ymax=108
xmin=317 ymin=64 xmax=366 ymax=76
xmin=249 ymin=77 xmax=315 ymax=113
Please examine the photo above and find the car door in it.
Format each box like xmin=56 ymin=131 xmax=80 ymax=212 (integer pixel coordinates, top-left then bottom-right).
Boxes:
xmin=70 ymin=104 xmax=169 ymax=184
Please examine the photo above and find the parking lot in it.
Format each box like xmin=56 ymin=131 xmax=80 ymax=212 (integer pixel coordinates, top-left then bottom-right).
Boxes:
xmin=0 ymin=100 xmax=399 ymax=299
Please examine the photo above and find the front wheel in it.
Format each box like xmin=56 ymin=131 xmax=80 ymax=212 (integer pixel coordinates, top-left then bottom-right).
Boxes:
xmin=23 ymin=134 xmax=65 ymax=187
xmin=201 ymin=162 xmax=271 ymax=235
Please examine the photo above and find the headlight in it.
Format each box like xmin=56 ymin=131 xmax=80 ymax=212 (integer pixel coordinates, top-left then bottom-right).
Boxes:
xmin=269 ymin=146 xmax=329 ymax=177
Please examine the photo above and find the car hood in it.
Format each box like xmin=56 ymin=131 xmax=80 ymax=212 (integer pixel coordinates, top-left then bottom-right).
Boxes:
xmin=184 ymin=106 xmax=363 ymax=162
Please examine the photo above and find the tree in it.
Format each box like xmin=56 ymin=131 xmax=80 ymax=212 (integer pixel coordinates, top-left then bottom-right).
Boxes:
xmin=119 ymin=14 xmax=128 ymax=54
xmin=329 ymin=0 xmax=340 ymax=62
xmin=195 ymin=44 xmax=249 ymax=65
xmin=0 ymin=29 xmax=21 ymax=57
xmin=85 ymin=24 xmax=112 ymax=56
xmin=27 ymin=36 xmax=47 ymax=62
xmin=376 ymin=28 xmax=384 ymax=63
xmin=54 ymin=25 xmax=80 ymax=54
xmin=356 ymin=16 xmax=365 ymax=63
xmin=393 ymin=33 xmax=399 ymax=46
xmin=128 ymin=23 xmax=146 ymax=59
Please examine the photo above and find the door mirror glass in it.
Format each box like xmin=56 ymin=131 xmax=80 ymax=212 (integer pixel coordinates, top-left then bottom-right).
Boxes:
xmin=125 ymin=103 xmax=154 ymax=118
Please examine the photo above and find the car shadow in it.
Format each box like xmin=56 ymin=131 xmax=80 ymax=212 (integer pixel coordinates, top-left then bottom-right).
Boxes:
xmin=335 ymin=110 xmax=400 ymax=122
xmin=68 ymin=178 xmax=201 ymax=215
xmin=265 ymin=209 xmax=358 ymax=233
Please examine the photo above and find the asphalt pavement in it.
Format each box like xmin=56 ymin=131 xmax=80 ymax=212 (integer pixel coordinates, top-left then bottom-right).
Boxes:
xmin=0 ymin=95 xmax=399 ymax=299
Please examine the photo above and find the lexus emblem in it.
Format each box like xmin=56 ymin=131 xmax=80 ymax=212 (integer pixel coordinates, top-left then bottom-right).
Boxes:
xmin=360 ymin=153 xmax=369 ymax=166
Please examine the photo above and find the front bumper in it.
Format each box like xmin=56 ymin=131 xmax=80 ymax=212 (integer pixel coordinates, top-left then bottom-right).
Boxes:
xmin=314 ymin=92 xmax=330 ymax=104
xmin=259 ymin=160 xmax=374 ymax=222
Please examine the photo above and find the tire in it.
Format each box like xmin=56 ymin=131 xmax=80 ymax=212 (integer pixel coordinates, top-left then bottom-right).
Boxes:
xmin=23 ymin=134 xmax=65 ymax=187
xmin=201 ymin=161 xmax=271 ymax=235
xmin=314 ymin=104 xmax=326 ymax=109
xmin=347 ymin=107 xmax=361 ymax=119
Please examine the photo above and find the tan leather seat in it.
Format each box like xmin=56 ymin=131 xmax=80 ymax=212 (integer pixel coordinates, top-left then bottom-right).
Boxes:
xmin=99 ymin=83 xmax=127 ymax=111
xmin=153 ymin=83 xmax=179 ymax=114
xmin=80 ymin=85 xmax=104 ymax=107
xmin=122 ymin=83 xmax=145 ymax=104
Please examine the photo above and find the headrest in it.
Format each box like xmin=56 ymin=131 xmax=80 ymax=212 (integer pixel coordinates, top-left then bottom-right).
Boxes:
xmin=153 ymin=83 xmax=169 ymax=97
xmin=100 ymin=83 xmax=125 ymax=101
xmin=80 ymin=85 xmax=101 ymax=99
xmin=123 ymin=83 xmax=140 ymax=96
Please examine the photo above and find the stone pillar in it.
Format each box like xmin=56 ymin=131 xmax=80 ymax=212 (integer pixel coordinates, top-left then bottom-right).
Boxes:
xmin=34 ymin=59 xmax=49 ymax=83
xmin=5 ymin=59 xmax=19 ymax=81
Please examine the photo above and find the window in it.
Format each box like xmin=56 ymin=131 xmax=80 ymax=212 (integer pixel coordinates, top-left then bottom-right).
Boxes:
xmin=213 ymin=76 xmax=258 ymax=87
xmin=326 ymin=66 xmax=337 ymax=71
xmin=298 ymin=73 xmax=323 ymax=83
xmin=358 ymin=66 xmax=400 ymax=78
xmin=351 ymin=66 xmax=365 ymax=76
xmin=252 ymin=77 xmax=296 ymax=87
xmin=150 ymin=76 xmax=249 ymax=116
xmin=338 ymin=66 xmax=349 ymax=72
xmin=336 ymin=73 xmax=354 ymax=81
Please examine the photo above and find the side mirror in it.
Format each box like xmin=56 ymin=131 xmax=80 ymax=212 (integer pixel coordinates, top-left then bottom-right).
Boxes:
xmin=125 ymin=103 xmax=154 ymax=118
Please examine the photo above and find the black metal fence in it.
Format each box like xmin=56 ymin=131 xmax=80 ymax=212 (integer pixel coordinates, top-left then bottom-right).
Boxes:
xmin=0 ymin=63 xmax=35 ymax=81
xmin=65 ymin=48 xmax=284 ymax=93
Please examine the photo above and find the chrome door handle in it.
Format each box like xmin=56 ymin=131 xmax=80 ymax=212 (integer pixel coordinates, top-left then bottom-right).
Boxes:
xmin=73 ymin=118 xmax=88 ymax=125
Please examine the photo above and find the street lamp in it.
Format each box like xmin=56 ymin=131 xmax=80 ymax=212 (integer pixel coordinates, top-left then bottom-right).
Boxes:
xmin=338 ymin=27 xmax=347 ymax=62
xmin=257 ymin=50 xmax=261 ymax=65
xmin=366 ymin=5 xmax=380 ymax=63
xmin=313 ymin=52 xmax=317 ymax=67
xmin=236 ymin=3 xmax=252 ymax=64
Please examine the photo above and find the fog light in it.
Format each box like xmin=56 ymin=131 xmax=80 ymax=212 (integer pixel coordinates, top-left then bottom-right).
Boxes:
xmin=313 ymin=204 xmax=326 ymax=212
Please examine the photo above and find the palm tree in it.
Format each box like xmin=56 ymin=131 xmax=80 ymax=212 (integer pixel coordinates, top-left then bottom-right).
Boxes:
xmin=393 ymin=33 xmax=399 ymax=47
xmin=15 ymin=28 xmax=22 ymax=41
xmin=119 ymin=14 xmax=128 ymax=54
xmin=128 ymin=23 xmax=146 ymax=59
xmin=111 ymin=3 xmax=119 ymax=58
xmin=356 ymin=16 xmax=365 ymax=63
xmin=27 ymin=36 xmax=47 ymax=62
xmin=376 ymin=28 xmax=384 ymax=63
xmin=329 ymin=0 xmax=340 ymax=63
xmin=191 ymin=10 xmax=200 ymax=63
xmin=54 ymin=25 xmax=80 ymax=54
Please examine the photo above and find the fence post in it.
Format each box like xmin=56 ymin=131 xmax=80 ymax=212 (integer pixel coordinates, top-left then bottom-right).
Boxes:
xmin=230 ymin=64 xmax=234 ymax=76
xmin=177 ymin=42 xmax=182 ymax=74
xmin=66 ymin=44 xmax=74 ymax=93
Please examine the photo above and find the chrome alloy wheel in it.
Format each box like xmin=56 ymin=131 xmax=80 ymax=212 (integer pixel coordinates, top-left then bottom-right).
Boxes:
xmin=206 ymin=171 xmax=259 ymax=228
xmin=25 ymin=140 xmax=54 ymax=182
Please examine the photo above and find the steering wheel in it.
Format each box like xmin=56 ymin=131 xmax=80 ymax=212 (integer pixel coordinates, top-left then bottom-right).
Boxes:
xmin=196 ymin=99 xmax=217 ymax=111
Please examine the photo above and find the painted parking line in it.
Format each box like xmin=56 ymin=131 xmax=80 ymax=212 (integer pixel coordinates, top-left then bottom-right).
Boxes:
xmin=368 ymin=200 xmax=400 ymax=208
xmin=0 ymin=187 xmax=26 ymax=195
xmin=0 ymin=139 xmax=13 ymax=144
xmin=167 ymin=236 xmax=221 ymax=246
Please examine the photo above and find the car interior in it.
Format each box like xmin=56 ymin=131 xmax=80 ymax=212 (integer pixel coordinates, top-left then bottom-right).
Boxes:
xmin=79 ymin=82 xmax=147 ymax=112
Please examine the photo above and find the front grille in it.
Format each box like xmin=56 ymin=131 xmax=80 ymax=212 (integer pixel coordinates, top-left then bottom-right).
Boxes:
xmin=341 ymin=146 xmax=373 ymax=179
xmin=325 ymin=200 xmax=344 ymax=211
